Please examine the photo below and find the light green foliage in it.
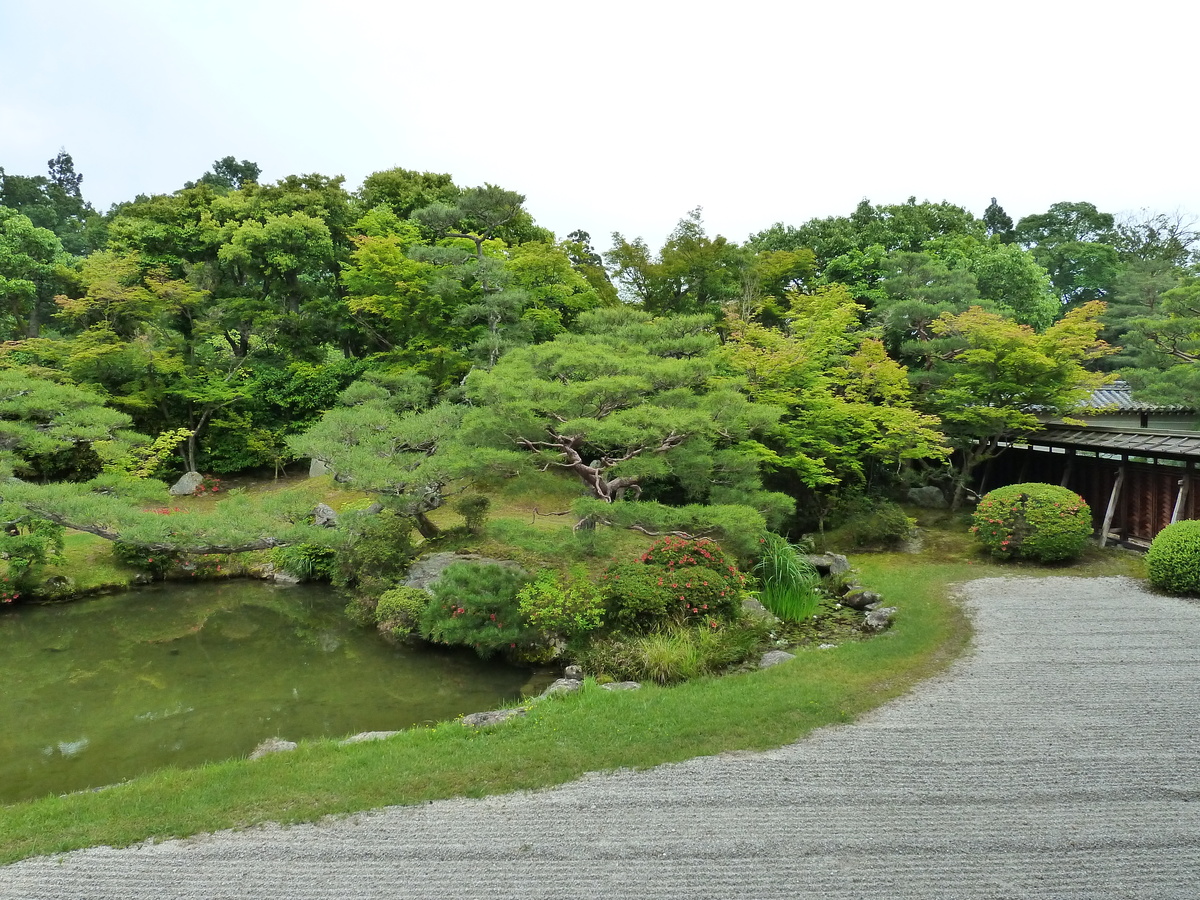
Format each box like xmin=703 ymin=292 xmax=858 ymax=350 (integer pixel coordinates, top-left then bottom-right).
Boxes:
xmin=1145 ymin=521 xmax=1200 ymax=594
xmin=574 ymin=620 xmax=769 ymax=684
xmin=971 ymin=483 xmax=1092 ymax=562
xmin=327 ymin=510 xmax=417 ymax=599
xmin=452 ymin=494 xmax=490 ymax=534
xmin=270 ymin=543 xmax=337 ymax=582
xmin=753 ymin=533 xmax=821 ymax=621
xmin=420 ymin=562 xmax=533 ymax=658
xmin=571 ymin=499 xmax=769 ymax=561
xmin=517 ymin=568 xmax=605 ymax=639
xmin=0 ymin=206 xmax=70 ymax=339
xmin=374 ymin=586 xmax=431 ymax=636
xmin=918 ymin=303 xmax=1114 ymax=508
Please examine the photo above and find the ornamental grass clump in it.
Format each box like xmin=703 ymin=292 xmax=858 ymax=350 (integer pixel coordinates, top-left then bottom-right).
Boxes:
xmin=753 ymin=533 xmax=822 ymax=622
xmin=1145 ymin=520 xmax=1200 ymax=594
xmin=970 ymin=483 xmax=1092 ymax=562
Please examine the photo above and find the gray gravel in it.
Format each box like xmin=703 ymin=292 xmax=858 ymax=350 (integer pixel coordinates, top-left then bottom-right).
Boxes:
xmin=4 ymin=575 xmax=1200 ymax=899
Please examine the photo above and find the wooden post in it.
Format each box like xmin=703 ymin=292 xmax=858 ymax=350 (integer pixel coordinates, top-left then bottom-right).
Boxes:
xmin=1060 ymin=449 xmax=1075 ymax=489
xmin=1099 ymin=466 xmax=1125 ymax=548
xmin=1172 ymin=461 xmax=1195 ymax=524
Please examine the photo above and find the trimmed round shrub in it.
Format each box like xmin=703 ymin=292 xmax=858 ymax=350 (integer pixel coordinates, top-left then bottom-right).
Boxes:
xmin=419 ymin=562 xmax=535 ymax=658
xmin=1146 ymin=520 xmax=1200 ymax=594
xmin=374 ymin=586 xmax=431 ymax=637
xmin=971 ymin=483 xmax=1092 ymax=562
xmin=836 ymin=498 xmax=915 ymax=548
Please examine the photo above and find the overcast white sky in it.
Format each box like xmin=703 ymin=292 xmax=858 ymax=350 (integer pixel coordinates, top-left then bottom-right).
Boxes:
xmin=2 ymin=0 xmax=1196 ymax=250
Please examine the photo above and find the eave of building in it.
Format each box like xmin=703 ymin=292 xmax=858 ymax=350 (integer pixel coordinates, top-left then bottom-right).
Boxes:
xmin=1006 ymin=424 xmax=1200 ymax=463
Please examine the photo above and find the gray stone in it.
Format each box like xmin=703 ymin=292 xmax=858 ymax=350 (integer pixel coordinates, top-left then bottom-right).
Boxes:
xmin=805 ymin=553 xmax=850 ymax=577
xmin=563 ymin=665 xmax=584 ymax=681
xmin=132 ymin=572 xmax=154 ymax=585
xmin=313 ymin=503 xmax=338 ymax=527
xmin=759 ymin=650 xmax=796 ymax=669
xmin=168 ymin=471 xmax=205 ymax=496
xmin=272 ymin=570 xmax=302 ymax=585
xmin=248 ymin=738 xmax=297 ymax=760
xmin=907 ymin=485 xmax=949 ymax=509
xmin=599 ymin=681 xmax=642 ymax=691
xmin=865 ymin=606 xmax=898 ymax=632
xmin=338 ymin=731 xmax=400 ymax=746
xmin=402 ymin=552 xmax=525 ymax=593
xmin=819 ymin=643 xmax=837 ymax=649
xmin=741 ymin=597 xmax=779 ymax=622
xmin=842 ymin=589 xmax=882 ymax=611
xmin=308 ymin=457 xmax=331 ymax=477
xmin=539 ymin=678 xmax=583 ymax=699
xmin=461 ymin=708 xmax=527 ymax=728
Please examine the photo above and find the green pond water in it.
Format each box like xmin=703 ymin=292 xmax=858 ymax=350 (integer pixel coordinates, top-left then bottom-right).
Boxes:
xmin=0 ymin=581 xmax=536 ymax=805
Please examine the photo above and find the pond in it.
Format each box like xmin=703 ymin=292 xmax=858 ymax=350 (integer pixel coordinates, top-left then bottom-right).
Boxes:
xmin=0 ymin=581 xmax=536 ymax=804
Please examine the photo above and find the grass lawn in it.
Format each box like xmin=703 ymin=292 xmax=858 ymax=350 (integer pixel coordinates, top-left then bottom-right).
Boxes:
xmin=0 ymin=497 xmax=1146 ymax=865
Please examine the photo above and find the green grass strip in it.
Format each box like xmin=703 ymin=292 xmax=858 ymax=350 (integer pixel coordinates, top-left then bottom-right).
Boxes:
xmin=3 ymin=537 xmax=1140 ymax=865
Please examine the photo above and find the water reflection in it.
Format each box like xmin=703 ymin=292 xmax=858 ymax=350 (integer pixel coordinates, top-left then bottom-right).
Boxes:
xmin=0 ymin=582 xmax=530 ymax=804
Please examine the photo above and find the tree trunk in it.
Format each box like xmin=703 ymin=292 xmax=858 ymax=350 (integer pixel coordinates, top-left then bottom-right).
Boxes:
xmin=413 ymin=511 xmax=441 ymax=540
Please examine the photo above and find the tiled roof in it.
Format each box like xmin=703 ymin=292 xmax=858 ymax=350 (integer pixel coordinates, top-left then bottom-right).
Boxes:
xmin=1082 ymin=380 xmax=1193 ymax=413
xmin=1016 ymin=425 xmax=1200 ymax=460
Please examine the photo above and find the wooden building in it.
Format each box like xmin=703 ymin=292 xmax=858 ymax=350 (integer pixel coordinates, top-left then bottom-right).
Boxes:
xmin=977 ymin=382 xmax=1200 ymax=548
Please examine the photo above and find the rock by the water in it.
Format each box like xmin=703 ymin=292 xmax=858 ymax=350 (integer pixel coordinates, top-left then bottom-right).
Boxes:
xmin=402 ymin=552 xmax=525 ymax=593
xmin=168 ymin=471 xmax=205 ymax=496
xmin=865 ymin=606 xmax=898 ymax=631
xmin=805 ymin=553 xmax=850 ymax=577
xmin=842 ymin=589 xmax=882 ymax=611
xmin=907 ymin=485 xmax=948 ymax=509
xmin=272 ymin=570 xmax=302 ymax=585
xmin=313 ymin=503 xmax=338 ymax=527
xmin=308 ymin=458 xmax=331 ymax=477
xmin=461 ymin=708 xmax=527 ymax=727
xmin=563 ymin=665 xmax=584 ymax=681
xmin=741 ymin=597 xmax=778 ymax=621
xmin=759 ymin=650 xmax=796 ymax=668
xmin=249 ymin=737 xmax=297 ymax=760
xmin=132 ymin=572 xmax=154 ymax=585
xmin=600 ymin=681 xmax=642 ymax=691
xmin=338 ymin=731 xmax=400 ymax=745
xmin=539 ymin=678 xmax=583 ymax=698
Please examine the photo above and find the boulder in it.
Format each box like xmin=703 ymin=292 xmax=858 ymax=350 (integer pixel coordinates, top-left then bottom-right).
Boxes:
xmin=759 ymin=650 xmax=796 ymax=668
xmin=308 ymin=457 xmax=331 ymax=477
xmin=741 ymin=597 xmax=779 ymax=622
xmin=563 ymin=665 xmax=584 ymax=681
xmin=907 ymin=485 xmax=948 ymax=509
xmin=313 ymin=503 xmax=338 ymax=527
xmin=168 ymin=471 xmax=205 ymax=496
xmin=273 ymin=570 xmax=302 ymax=585
xmin=402 ymin=552 xmax=525 ymax=593
xmin=461 ymin=708 xmax=527 ymax=728
xmin=842 ymin=589 xmax=882 ymax=611
xmin=865 ymin=606 xmax=898 ymax=632
xmin=805 ymin=553 xmax=850 ymax=577
xmin=249 ymin=737 xmax=297 ymax=760
xmin=600 ymin=681 xmax=642 ymax=691
xmin=539 ymin=678 xmax=583 ymax=698
xmin=338 ymin=731 xmax=400 ymax=745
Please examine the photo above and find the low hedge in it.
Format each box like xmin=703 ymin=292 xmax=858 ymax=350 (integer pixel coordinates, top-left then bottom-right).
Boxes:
xmin=1146 ymin=520 xmax=1200 ymax=594
xmin=971 ymin=483 xmax=1092 ymax=562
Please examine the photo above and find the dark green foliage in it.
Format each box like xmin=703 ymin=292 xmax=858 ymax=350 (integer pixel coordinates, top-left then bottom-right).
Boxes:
xmin=112 ymin=540 xmax=176 ymax=579
xmin=971 ymin=483 xmax=1092 ymax=562
xmin=419 ymin=562 xmax=533 ymax=658
xmin=835 ymin=498 xmax=915 ymax=548
xmin=453 ymin=495 xmax=491 ymax=534
xmin=331 ymin=510 xmax=418 ymax=599
xmin=270 ymin=543 xmax=337 ymax=582
xmin=599 ymin=537 xmax=746 ymax=631
xmin=1145 ymin=521 xmax=1200 ymax=594
xmin=0 ymin=517 xmax=64 ymax=598
xmin=375 ymin=586 xmax=431 ymax=636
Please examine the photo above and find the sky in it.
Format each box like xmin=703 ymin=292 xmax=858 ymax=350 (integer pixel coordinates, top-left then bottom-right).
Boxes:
xmin=2 ymin=0 xmax=1197 ymax=250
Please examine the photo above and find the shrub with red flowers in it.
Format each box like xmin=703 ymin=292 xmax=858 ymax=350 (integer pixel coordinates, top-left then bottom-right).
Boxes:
xmin=194 ymin=474 xmax=222 ymax=495
xmin=418 ymin=562 xmax=537 ymax=659
xmin=970 ymin=482 xmax=1092 ymax=562
xmin=600 ymin=537 xmax=746 ymax=631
